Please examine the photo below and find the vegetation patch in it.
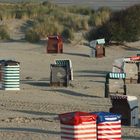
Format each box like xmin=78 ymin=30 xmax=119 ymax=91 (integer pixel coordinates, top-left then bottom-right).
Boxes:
xmin=86 ymin=5 xmax=140 ymax=43
xmin=0 ymin=1 xmax=139 ymax=43
xmin=0 ymin=25 xmax=10 ymax=40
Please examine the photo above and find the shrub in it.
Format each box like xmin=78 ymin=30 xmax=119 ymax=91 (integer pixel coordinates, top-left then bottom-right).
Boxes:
xmin=85 ymin=25 xmax=109 ymax=43
xmin=15 ymin=10 xmax=28 ymax=19
xmin=109 ymin=5 xmax=140 ymax=42
xmin=89 ymin=6 xmax=112 ymax=27
xmin=32 ymin=16 xmax=63 ymax=38
xmin=81 ymin=18 xmax=89 ymax=30
xmin=25 ymin=28 xmax=40 ymax=43
xmin=42 ymin=1 xmax=51 ymax=6
xmin=0 ymin=25 xmax=10 ymax=40
xmin=86 ymin=4 xmax=140 ymax=42
xmin=121 ymin=5 xmax=140 ymax=41
xmin=68 ymin=6 xmax=94 ymax=15
xmin=63 ymin=15 xmax=89 ymax=31
xmin=62 ymin=28 xmax=74 ymax=41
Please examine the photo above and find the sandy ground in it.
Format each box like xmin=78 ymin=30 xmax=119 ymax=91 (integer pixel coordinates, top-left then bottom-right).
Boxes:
xmin=0 ymin=40 xmax=140 ymax=140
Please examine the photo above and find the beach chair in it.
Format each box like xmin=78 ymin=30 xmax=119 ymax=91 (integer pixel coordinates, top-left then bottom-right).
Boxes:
xmin=2 ymin=60 xmax=20 ymax=90
xmin=50 ymin=64 xmax=69 ymax=87
xmin=109 ymin=94 xmax=139 ymax=126
xmin=123 ymin=60 xmax=139 ymax=84
xmin=89 ymin=38 xmax=105 ymax=58
xmin=59 ymin=112 xmax=97 ymax=140
xmin=47 ymin=35 xmax=63 ymax=53
xmin=54 ymin=59 xmax=73 ymax=81
xmin=105 ymin=72 xmax=126 ymax=97
xmin=92 ymin=112 xmax=121 ymax=140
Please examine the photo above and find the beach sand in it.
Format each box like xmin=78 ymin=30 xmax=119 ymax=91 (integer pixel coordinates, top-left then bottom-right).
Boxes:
xmin=0 ymin=40 xmax=140 ymax=140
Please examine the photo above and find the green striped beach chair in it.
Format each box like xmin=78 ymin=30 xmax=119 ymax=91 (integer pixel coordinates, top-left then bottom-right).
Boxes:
xmin=108 ymin=72 xmax=126 ymax=79
xmin=2 ymin=60 xmax=20 ymax=90
xmin=105 ymin=72 xmax=126 ymax=98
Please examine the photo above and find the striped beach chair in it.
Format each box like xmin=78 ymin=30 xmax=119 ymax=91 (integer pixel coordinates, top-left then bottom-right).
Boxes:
xmin=59 ymin=112 xmax=97 ymax=140
xmin=55 ymin=59 xmax=73 ymax=81
xmin=93 ymin=112 xmax=121 ymax=140
xmin=2 ymin=60 xmax=20 ymax=90
xmin=105 ymin=72 xmax=126 ymax=97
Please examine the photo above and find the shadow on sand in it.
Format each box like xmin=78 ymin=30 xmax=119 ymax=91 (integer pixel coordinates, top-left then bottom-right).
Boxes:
xmin=0 ymin=127 xmax=60 ymax=135
xmin=122 ymin=136 xmax=140 ymax=140
xmin=109 ymin=42 xmax=140 ymax=51
xmin=75 ymin=70 xmax=109 ymax=78
xmin=0 ymin=37 xmax=46 ymax=46
xmin=0 ymin=39 xmax=26 ymax=43
xmin=93 ymin=80 xmax=105 ymax=83
xmin=45 ymin=89 xmax=100 ymax=98
xmin=11 ymin=110 xmax=57 ymax=116
xmin=21 ymin=80 xmax=50 ymax=87
xmin=63 ymin=52 xmax=89 ymax=57
xmin=123 ymin=46 xmax=140 ymax=51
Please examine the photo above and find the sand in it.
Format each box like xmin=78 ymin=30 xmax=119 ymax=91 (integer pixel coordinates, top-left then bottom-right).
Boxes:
xmin=0 ymin=40 xmax=140 ymax=140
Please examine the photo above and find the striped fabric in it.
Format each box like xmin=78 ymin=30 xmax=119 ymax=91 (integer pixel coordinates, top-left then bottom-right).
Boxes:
xmin=93 ymin=112 xmax=121 ymax=140
xmin=55 ymin=59 xmax=72 ymax=68
xmin=2 ymin=64 xmax=20 ymax=90
xmin=110 ymin=94 xmax=127 ymax=100
xmin=98 ymin=120 xmax=121 ymax=140
xmin=130 ymin=56 xmax=140 ymax=61
xmin=61 ymin=122 xmax=97 ymax=140
xmin=59 ymin=112 xmax=97 ymax=140
xmin=108 ymin=72 xmax=126 ymax=79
